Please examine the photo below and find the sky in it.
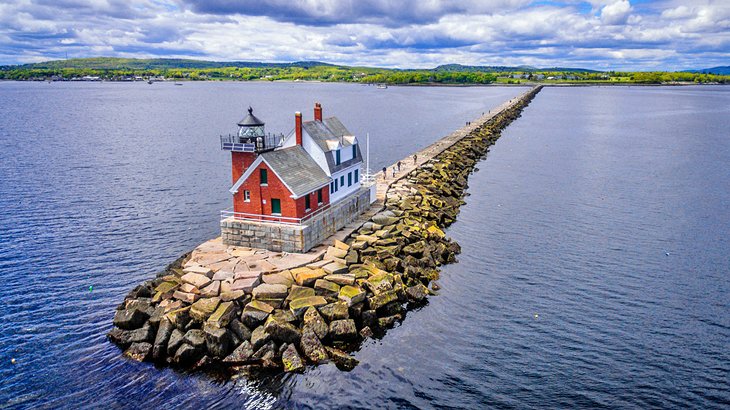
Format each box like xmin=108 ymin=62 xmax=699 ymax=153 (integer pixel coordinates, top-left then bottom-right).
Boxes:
xmin=0 ymin=0 xmax=728 ymax=70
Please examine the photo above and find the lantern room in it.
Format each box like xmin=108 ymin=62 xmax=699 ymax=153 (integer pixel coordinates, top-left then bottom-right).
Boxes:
xmin=220 ymin=107 xmax=282 ymax=153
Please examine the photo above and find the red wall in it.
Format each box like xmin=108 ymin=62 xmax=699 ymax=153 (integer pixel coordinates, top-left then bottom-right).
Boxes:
xmin=232 ymin=160 xmax=330 ymax=219
xmin=231 ymin=152 xmax=256 ymax=185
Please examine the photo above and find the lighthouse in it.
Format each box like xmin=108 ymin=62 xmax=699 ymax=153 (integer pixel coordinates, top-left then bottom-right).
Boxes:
xmin=220 ymin=103 xmax=374 ymax=252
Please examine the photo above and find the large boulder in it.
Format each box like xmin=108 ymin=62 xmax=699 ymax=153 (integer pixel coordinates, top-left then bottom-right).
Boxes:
xmin=264 ymin=316 xmax=301 ymax=344
xmin=152 ymin=318 xmax=174 ymax=361
xmin=372 ymin=214 xmax=399 ymax=226
xmin=318 ymin=301 xmax=349 ymax=322
xmin=338 ymin=286 xmax=366 ymax=307
xmin=250 ymin=325 xmax=272 ymax=351
xmin=223 ymin=340 xmax=254 ymax=364
xmin=325 ymin=246 xmax=348 ymax=260
xmin=252 ymin=283 xmax=288 ymax=300
xmin=364 ymin=273 xmax=394 ymax=295
xmin=282 ymin=344 xmax=305 ymax=373
xmin=207 ymin=301 xmax=237 ymax=328
xmin=314 ymin=279 xmax=340 ymax=300
xmin=325 ymin=346 xmax=359 ymax=371
xmin=180 ymin=272 xmax=211 ymax=289
xmin=109 ymin=324 xmax=155 ymax=347
xmin=166 ymin=328 xmax=185 ymax=356
xmin=329 ymin=319 xmax=357 ymax=341
xmin=241 ymin=300 xmax=274 ymax=328
xmin=322 ymin=262 xmax=348 ymax=275
xmin=302 ymin=307 xmax=328 ymax=340
xmin=113 ymin=305 xmax=149 ymax=330
xmin=378 ymin=314 xmax=402 ymax=329
xmin=289 ymin=296 xmax=328 ymax=317
xmin=183 ymin=329 xmax=206 ymax=349
xmin=299 ymin=328 xmax=328 ymax=363
xmin=368 ymin=290 xmax=397 ymax=311
xmin=292 ymin=267 xmax=328 ymax=287
xmin=405 ymin=283 xmax=429 ymax=302
xmin=124 ymin=342 xmax=152 ymax=362
xmin=228 ymin=319 xmax=252 ymax=342
xmin=286 ymin=285 xmax=315 ymax=302
xmin=402 ymin=241 xmax=426 ymax=258
xmin=190 ymin=297 xmax=220 ymax=322
xmin=251 ymin=341 xmax=278 ymax=368
xmin=261 ymin=271 xmax=294 ymax=287
xmin=173 ymin=343 xmax=199 ymax=365
xmin=326 ymin=273 xmax=356 ymax=286
xmin=203 ymin=323 xmax=232 ymax=358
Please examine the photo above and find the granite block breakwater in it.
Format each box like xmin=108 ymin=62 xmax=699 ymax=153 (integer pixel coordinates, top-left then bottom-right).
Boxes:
xmin=108 ymin=86 xmax=543 ymax=376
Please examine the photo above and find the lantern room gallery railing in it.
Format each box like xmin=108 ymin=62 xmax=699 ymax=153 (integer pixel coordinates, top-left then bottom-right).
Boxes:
xmin=220 ymin=133 xmax=284 ymax=153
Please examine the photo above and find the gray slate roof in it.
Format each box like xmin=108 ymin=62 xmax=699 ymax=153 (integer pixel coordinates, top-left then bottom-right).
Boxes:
xmin=260 ymin=146 xmax=330 ymax=198
xmin=302 ymin=117 xmax=354 ymax=153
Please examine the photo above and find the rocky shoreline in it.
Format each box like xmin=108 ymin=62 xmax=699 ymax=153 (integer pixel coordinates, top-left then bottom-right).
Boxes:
xmin=107 ymin=86 xmax=543 ymax=376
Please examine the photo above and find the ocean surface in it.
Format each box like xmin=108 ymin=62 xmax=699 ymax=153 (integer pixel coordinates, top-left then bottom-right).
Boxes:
xmin=0 ymin=82 xmax=728 ymax=409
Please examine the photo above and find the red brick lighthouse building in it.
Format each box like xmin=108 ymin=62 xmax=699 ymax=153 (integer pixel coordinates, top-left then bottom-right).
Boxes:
xmin=221 ymin=104 xmax=361 ymax=223
xmin=220 ymin=104 xmax=372 ymax=251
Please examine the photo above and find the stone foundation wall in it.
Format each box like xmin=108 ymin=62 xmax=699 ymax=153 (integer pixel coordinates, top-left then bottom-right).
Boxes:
xmin=221 ymin=185 xmax=375 ymax=253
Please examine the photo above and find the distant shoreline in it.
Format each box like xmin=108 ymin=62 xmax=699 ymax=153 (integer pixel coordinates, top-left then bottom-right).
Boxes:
xmin=1 ymin=79 xmax=726 ymax=87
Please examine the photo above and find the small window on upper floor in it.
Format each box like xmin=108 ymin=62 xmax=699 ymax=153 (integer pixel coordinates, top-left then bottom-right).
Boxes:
xmin=317 ymin=188 xmax=323 ymax=204
xmin=260 ymin=168 xmax=268 ymax=185
xmin=348 ymin=172 xmax=352 ymax=187
xmin=352 ymin=144 xmax=357 ymax=159
xmin=305 ymin=195 xmax=311 ymax=211
xmin=354 ymin=169 xmax=359 ymax=183
xmin=244 ymin=190 xmax=251 ymax=202
xmin=335 ymin=149 xmax=341 ymax=165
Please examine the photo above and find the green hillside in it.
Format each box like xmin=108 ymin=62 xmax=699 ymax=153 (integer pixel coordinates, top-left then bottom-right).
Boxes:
xmin=1 ymin=57 xmax=728 ymax=85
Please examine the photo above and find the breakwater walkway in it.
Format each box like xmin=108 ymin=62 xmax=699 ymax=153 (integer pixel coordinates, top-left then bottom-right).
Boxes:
xmin=108 ymin=86 xmax=543 ymax=373
xmin=181 ymin=86 xmax=539 ymax=275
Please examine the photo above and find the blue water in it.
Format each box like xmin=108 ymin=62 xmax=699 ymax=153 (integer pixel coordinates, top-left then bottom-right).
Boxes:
xmin=0 ymin=81 xmax=525 ymax=408
xmin=0 ymin=83 xmax=728 ymax=408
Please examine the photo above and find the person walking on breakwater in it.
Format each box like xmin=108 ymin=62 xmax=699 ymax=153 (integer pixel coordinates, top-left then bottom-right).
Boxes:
xmin=397 ymin=161 xmax=401 ymax=172
xmin=392 ymin=167 xmax=396 ymax=178
xmin=413 ymin=154 xmax=417 ymax=164
xmin=382 ymin=167 xmax=387 ymax=178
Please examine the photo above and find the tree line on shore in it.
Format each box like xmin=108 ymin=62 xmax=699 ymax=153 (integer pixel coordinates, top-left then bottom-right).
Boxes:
xmin=1 ymin=58 xmax=727 ymax=84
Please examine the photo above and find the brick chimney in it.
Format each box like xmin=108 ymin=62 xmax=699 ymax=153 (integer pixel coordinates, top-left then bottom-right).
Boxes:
xmin=314 ymin=102 xmax=322 ymax=121
xmin=295 ymin=112 xmax=303 ymax=146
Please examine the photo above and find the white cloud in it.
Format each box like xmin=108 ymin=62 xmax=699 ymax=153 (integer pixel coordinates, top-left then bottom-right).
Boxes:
xmin=0 ymin=0 xmax=728 ymax=70
xmin=600 ymin=0 xmax=632 ymax=25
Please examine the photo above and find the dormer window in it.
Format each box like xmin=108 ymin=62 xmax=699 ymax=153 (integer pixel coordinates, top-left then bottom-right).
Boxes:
xmin=335 ymin=149 xmax=341 ymax=165
xmin=352 ymin=144 xmax=356 ymax=159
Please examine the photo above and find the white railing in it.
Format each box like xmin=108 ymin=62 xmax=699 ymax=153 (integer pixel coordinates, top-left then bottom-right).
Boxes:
xmin=221 ymin=201 xmax=333 ymax=226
